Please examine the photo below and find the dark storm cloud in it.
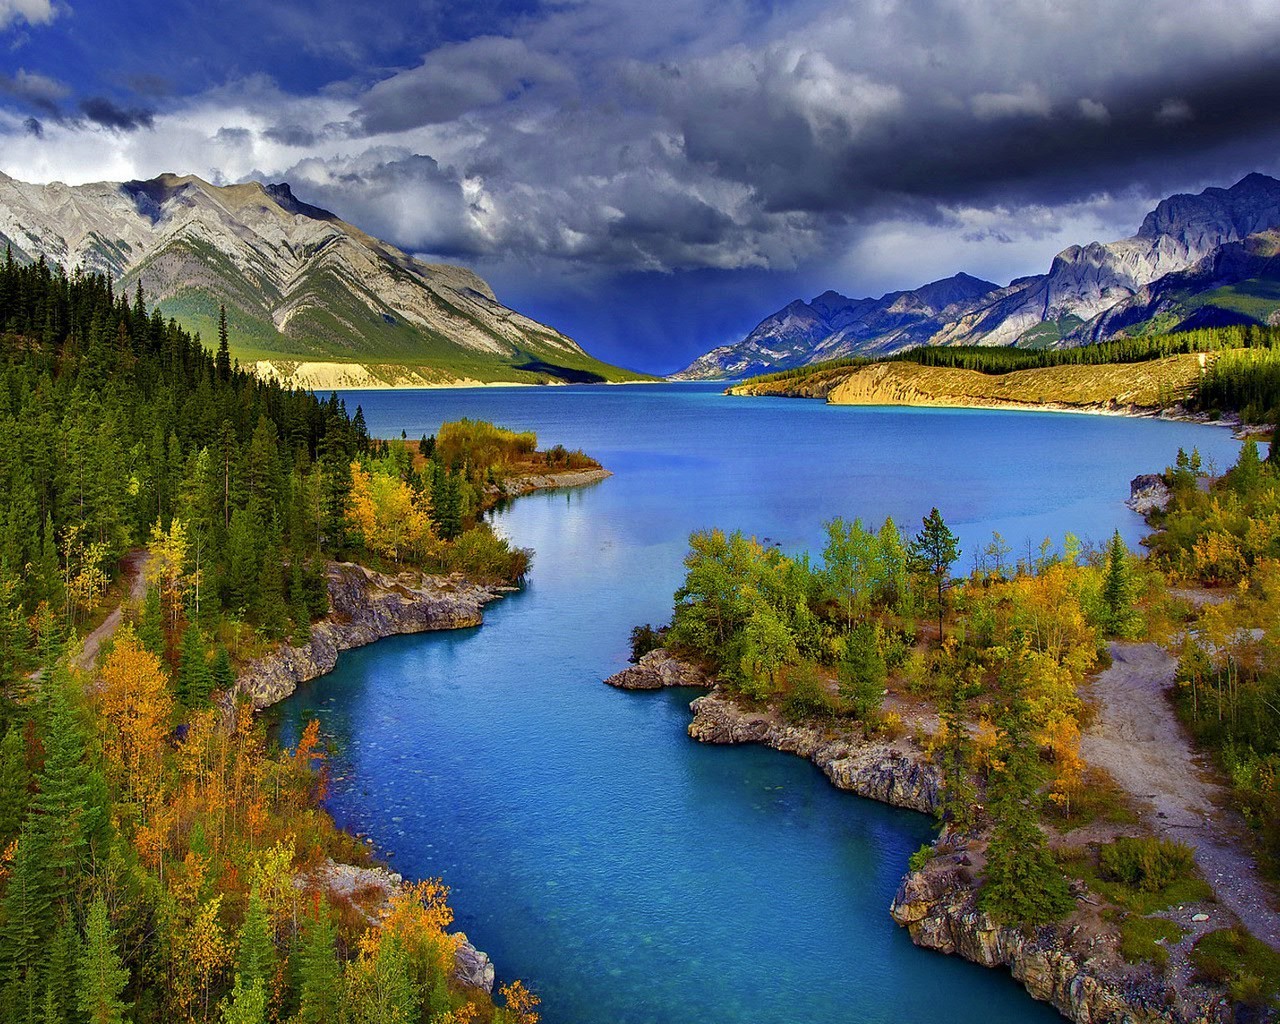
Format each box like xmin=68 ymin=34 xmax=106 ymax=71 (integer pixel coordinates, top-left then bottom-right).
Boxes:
xmin=79 ymin=96 xmax=154 ymax=131
xmin=0 ymin=67 xmax=68 ymax=116
xmin=352 ymin=35 xmax=570 ymax=134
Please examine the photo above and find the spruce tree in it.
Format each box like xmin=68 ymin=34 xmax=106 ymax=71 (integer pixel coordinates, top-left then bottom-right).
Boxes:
xmin=295 ymin=900 xmax=341 ymax=1024
xmin=234 ymin=886 xmax=276 ymax=990
xmin=0 ymin=726 xmax=30 ymax=844
xmin=289 ymin=560 xmax=311 ymax=644
xmin=1101 ymin=531 xmax=1139 ymax=638
xmin=178 ymin=625 xmax=212 ymax=707
xmin=76 ymin=897 xmax=130 ymax=1024
xmin=908 ymin=507 xmax=960 ymax=642
xmin=255 ymin=551 xmax=288 ymax=640
xmin=0 ymin=833 xmax=53 ymax=1004
xmin=212 ymin=646 xmax=235 ymax=694
xmin=215 ymin=304 xmax=232 ymax=382
xmin=979 ymin=674 xmax=1074 ymax=925
xmin=137 ymin=586 xmax=166 ymax=658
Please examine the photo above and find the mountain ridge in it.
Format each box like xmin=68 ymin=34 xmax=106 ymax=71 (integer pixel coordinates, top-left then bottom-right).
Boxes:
xmin=676 ymin=173 xmax=1280 ymax=380
xmin=0 ymin=170 xmax=647 ymax=385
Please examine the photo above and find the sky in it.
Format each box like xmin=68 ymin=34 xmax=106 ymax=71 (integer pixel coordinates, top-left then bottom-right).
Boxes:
xmin=2 ymin=0 xmax=1280 ymax=374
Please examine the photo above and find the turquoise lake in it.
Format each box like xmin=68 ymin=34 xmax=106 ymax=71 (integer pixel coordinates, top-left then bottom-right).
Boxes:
xmin=272 ymin=383 xmax=1245 ymax=1024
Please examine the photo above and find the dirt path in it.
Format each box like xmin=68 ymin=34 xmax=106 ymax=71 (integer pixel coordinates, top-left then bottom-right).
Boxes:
xmin=1081 ymin=640 xmax=1280 ymax=949
xmin=73 ymin=549 xmax=149 ymax=672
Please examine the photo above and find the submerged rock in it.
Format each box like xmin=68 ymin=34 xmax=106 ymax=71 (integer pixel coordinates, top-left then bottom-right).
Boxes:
xmin=236 ymin=561 xmax=501 ymax=709
xmin=603 ymin=648 xmax=713 ymax=690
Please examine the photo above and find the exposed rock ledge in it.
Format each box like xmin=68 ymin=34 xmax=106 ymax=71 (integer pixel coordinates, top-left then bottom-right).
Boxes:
xmin=606 ymin=651 xmax=1239 ymax=1023
xmin=488 ymin=466 xmax=612 ymax=501
xmin=603 ymin=650 xmax=939 ymax=814
xmin=891 ymin=848 xmax=1229 ymax=1024
xmin=1127 ymin=473 xmax=1172 ymax=514
xmin=236 ymin=561 xmax=502 ymax=709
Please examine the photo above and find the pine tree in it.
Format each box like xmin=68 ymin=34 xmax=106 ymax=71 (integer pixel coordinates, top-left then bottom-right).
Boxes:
xmin=215 ymin=305 xmax=232 ymax=383
xmin=137 ymin=585 xmax=165 ymax=657
xmin=289 ymin=560 xmax=311 ymax=644
xmin=0 ymin=833 xmax=53 ymax=1002
xmin=295 ymin=900 xmax=341 ymax=1024
xmin=255 ymin=551 xmax=288 ymax=640
xmin=234 ymin=886 xmax=276 ymax=991
xmin=76 ymin=897 xmax=130 ymax=1024
xmin=178 ymin=625 xmax=212 ymax=707
xmin=979 ymin=674 xmax=1074 ymax=925
xmin=908 ymin=507 xmax=960 ymax=642
xmin=212 ymin=646 xmax=235 ymax=694
xmin=30 ymin=676 xmax=105 ymax=893
xmin=1101 ymin=531 xmax=1139 ymax=638
xmin=0 ymin=726 xmax=31 ymax=844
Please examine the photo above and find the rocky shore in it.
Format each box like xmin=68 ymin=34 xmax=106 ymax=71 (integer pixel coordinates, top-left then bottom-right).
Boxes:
xmin=235 ymin=561 xmax=503 ymax=709
xmin=606 ymin=649 xmax=1242 ymax=1024
xmin=891 ymin=844 xmax=1230 ymax=1024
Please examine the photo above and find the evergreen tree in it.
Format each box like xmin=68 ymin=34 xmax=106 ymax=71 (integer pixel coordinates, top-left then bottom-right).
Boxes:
xmin=235 ymin=886 xmax=276 ymax=991
xmin=908 ymin=507 xmax=960 ymax=642
xmin=136 ymin=586 xmax=166 ymax=657
xmin=255 ymin=550 xmax=288 ymax=640
xmin=177 ymin=625 xmax=212 ymax=707
xmin=76 ymin=897 xmax=130 ymax=1024
xmin=0 ymin=725 xmax=31 ymax=844
xmin=1230 ymin=437 xmax=1263 ymax=493
xmin=979 ymin=670 xmax=1074 ymax=925
xmin=30 ymin=676 xmax=105 ymax=894
xmin=836 ymin=621 xmax=886 ymax=719
xmin=1101 ymin=531 xmax=1139 ymax=638
xmin=289 ymin=560 xmax=311 ymax=644
xmin=295 ymin=901 xmax=341 ymax=1024
xmin=0 ymin=833 xmax=53 ymax=1007
xmin=215 ymin=304 xmax=232 ymax=382
xmin=212 ymin=646 xmax=235 ymax=694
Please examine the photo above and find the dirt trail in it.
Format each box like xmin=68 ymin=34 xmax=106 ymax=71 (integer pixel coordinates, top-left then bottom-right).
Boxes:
xmin=1081 ymin=640 xmax=1280 ymax=949
xmin=73 ymin=549 xmax=149 ymax=672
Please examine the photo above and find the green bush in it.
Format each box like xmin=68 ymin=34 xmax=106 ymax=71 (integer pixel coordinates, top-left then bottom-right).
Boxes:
xmin=781 ymin=662 xmax=839 ymax=722
xmin=908 ymin=842 xmax=936 ymax=873
xmin=1099 ymin=836 xmax=1197 ymax=893
xmin=1192 ymin=928 xmax=1280 ymax=1006
xmin=431 ymin=524 xmax=531 ymax=585
xmin=1118 ymin=916 xmax=1184 ymax=970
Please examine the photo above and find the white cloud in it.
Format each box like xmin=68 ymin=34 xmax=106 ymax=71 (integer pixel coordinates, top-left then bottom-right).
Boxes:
xmin=0 ymin=0 xmax=58 ymax=31
xmin=971 ymin=84 xmax=1051 ymax=120
xmin=1077 ymin=98 xmax=1111 ymax=123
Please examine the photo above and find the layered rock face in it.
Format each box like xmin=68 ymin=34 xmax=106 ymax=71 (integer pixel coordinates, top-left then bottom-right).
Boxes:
xmin=603 ymin=651 xmax=940 ymax=814
xmin=686 ymin=692 xmax=940 ymax=814
xmin=236 ymin=561 xmax=500 ymax=709
xmin=891 ymin=854 xmax=1229 ymax=1024
xmin=677 ymin=173 xmax=1280 ymax=380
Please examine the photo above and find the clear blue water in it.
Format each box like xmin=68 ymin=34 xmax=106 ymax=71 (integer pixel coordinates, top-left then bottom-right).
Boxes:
xmin=273 ymin=383 xmax=1243 ymax=1024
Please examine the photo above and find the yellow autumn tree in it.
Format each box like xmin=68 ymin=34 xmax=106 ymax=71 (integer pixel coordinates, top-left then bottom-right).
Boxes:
xmin=96 ymin=624 xmax=173 ymax=817
xmin=347 ymin=461 xmax=435 ymax=563
xmin=1042 ymin=716 xmax=1086 ymax=818
xmin=146 ymin=516 xmax=191 ymax=634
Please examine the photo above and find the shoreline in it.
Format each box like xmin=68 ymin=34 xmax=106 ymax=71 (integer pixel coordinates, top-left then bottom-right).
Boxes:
xmin=725 ymin=386 xmax=1270 ymax=438
xmin=247 ymin=358 xmax=662 ymax=391
xmin=605 ymin=650 xmax=1239 ymax=1024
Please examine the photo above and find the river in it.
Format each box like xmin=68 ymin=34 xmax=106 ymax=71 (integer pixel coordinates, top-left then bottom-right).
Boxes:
xmin=272 ymin=383 xmax=1243 ymax=1024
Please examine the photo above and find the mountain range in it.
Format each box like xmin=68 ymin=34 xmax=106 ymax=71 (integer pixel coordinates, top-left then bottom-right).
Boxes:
xmin=675 ymin=173 xmax=1280 ymax=380
xmin=0 ymin=171 xmax=645 ymax=387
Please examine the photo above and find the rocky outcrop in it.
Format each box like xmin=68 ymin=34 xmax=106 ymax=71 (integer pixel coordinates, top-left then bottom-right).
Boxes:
xmin=603 ymin=648 xmax=713 ymax=690
xmin=453 ymin=938 xmax=496 ymax=993
xmin=489 ymin=467 xmax=613 ymax=501
xmin=1127 ymin=473 xmax=1173 ymax=514
xmin=295 ymin=859 xmax=495 ymax=995
xmin=687 ymin=692 xmax=940 ymax=813
xmin=236 ymin=561 xmax=501 ymax=709
xmin=891 ymin=852 xmax=1231 ymax=1024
